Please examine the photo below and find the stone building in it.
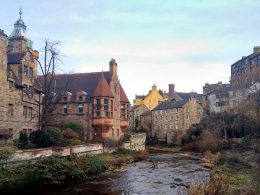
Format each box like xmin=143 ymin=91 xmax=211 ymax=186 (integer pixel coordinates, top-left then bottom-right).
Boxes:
xmin=38 ymin=59 xmax=130 ymax=142
xmin=140 ymin=110 xmax=152 ymax=138
xmin=133 ymin=84 xmax=164 ymax=110
xmin=203 ymin=82 xmax=248 ymax=114
xmin=151 ymin=92 xmax=203 ymax=144
xmin=129 ymin=104 xmax=149 ymax=131
xmin=231 ymin=46 xmax=260 ymax=89
xmin=0 ymin=11 xmax=41 ymax=143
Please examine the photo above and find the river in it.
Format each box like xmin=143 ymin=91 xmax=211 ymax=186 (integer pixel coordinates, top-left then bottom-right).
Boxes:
xmin=39 ymin=152 xmax=210 ymax=195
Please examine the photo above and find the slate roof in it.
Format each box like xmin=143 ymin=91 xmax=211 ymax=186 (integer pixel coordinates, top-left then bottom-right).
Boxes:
xmin=153 ymin=99 xmax=189 ymax=111
xmin=38 ymin=71 xmax=129 ymax=103
xmin=7 ymin=52 xmax=25 ymax=64
xmin=135 ymin=95 xmax=146 ymax=99
xmin=140 ymin=110 xmax=152 ymax=116
xmin=177 ymin=92 xmax=203 ymax=104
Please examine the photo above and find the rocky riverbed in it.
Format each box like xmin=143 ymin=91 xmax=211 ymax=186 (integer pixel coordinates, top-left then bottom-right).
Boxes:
xmin=38 ymin=152 xmax=211 ymax=195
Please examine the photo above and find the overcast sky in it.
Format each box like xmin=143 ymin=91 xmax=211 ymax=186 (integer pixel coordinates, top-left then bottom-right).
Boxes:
xmin=1 ymin=0 xmax=260 ymax=102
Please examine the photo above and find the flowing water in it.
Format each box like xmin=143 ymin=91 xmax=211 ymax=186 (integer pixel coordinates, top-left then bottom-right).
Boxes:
xmin=39 ymin=153 xmax=210 ymax=195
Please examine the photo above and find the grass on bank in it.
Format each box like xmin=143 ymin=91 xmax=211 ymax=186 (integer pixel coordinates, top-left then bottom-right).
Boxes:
xmin=0 ymin=149 xmax=148 ymax=191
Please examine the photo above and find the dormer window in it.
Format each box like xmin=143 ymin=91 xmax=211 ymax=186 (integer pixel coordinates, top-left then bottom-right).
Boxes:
xmin=78 ymin=96 xmax=83 ymax=101
xmin=24 ymin=65 xmax=28 ymax=76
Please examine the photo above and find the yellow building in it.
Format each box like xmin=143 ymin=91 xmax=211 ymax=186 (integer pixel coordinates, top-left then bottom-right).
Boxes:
xmin=133 ymin=84 xmax=164 ymax=110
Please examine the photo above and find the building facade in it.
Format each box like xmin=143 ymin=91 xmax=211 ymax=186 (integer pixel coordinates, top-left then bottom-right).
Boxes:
xmin=152 ymin=95 xmax=203 ymax=144
xmin=133 ymin=84 xmax=164 ymax=110
xmin=129 ymin=104 xmax=150 ymax=131
xmin=39 ymin=59 xmax=130 ymax=142
xmin=231 ymin=47 xmax=260 ymax=89
xmin=0 ymin=12 xmax=41 ymax=143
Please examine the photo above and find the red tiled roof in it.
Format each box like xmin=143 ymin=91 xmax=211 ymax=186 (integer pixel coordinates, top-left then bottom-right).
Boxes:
xmin=119 ymin=83 xmax=129 ymax=103
xmin=93 ymin=72 xmax=114 ymax=97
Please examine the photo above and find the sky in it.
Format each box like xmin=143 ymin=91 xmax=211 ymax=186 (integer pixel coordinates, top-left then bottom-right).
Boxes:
xmin=1 ymin=0 xmax=260 ymax=103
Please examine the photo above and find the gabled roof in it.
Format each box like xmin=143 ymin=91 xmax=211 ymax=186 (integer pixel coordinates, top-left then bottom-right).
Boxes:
xmin=8 ymin=52 xmax=25 ymax=64
xmin=37 ymin=70 xmax=129 ymax=103
xmin=153 ymin=99 xmax=189 ymax=111
xmin=93 ymin=72 xmax=114 ymax=97
xmin=120 ymin=83 xmax=129 ymax=103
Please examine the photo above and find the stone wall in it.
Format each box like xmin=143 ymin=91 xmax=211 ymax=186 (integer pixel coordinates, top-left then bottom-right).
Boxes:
xmin=128 ymin=133 xmax=146 ymax=151
xmin=4 ymin=144 xmax=103 ymax=164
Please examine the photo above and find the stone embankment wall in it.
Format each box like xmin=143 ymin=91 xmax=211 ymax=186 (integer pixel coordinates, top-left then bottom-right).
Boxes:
xmin=1 ymin=134 xmax=146 ymax=164
xmin=123 ymin=133 xmax=146 ymax=151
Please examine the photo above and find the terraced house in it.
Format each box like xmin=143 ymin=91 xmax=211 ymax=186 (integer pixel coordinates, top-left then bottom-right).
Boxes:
xmin=0 ymin=12 xmax=41 ymax=143
xmin=39 ymin=59 xmax=130 ymax=142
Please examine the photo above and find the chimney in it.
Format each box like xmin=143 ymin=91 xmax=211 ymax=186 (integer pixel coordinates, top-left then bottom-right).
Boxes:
xmin=253 ymin=46 xmax=260 ymax=53
xmin=152 ymin=84 xmax=157 ymax=91
xmin=168 ymin=84 xmax=175 ymax=99
xmin=109 ymin=58 xmax=117 ymax=76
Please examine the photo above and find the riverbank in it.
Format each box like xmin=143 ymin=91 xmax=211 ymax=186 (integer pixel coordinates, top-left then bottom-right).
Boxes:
xmin=0 ymin=148 xmax=148 ymax=192
xmin=190 ymin=148 xmax=260 ymax=195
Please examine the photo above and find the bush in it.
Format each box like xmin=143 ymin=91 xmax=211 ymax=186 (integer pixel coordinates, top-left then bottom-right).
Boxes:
xmin=62 ymin=128 xmax=80 ymax=138
xmin=18 ymin=131 xmax=28 ymax=148
xmin=63 ymin=121 xmax=84 ymax=138
xmin=29 ymin=127 xmax=63 ymax=148
xmin=45 ymin=127 xmax=63 ymax=146
xmin=0 ymin=147 xmax=15 ymax=161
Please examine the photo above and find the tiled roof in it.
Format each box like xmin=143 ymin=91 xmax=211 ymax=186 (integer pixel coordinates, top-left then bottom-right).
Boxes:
xmin=93 ymin=72 xmax=114 ymax=97
xmin=7 ymin=52 xmax=25 ymax=64
xmin=119 ymin=83 xmax=129 ymax=103
xmin=38 ymin=71 xmax=129 ymax=103
xmin=153 ymin=99 xmax=189 ymax=111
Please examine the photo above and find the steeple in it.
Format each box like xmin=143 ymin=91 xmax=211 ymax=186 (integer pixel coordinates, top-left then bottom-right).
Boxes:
xmin=10 ymin=9 xmax=27 ymax=38
xmin=8 ymin=9 xmax=33 ymax=52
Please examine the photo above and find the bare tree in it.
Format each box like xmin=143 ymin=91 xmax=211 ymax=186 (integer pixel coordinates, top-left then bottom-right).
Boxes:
xmin=30 ymin=39 xmax=61 ymax=129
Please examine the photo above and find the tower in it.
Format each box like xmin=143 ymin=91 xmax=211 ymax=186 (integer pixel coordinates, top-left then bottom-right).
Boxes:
xmin=8 ymin=9 xmax=33 ymax=53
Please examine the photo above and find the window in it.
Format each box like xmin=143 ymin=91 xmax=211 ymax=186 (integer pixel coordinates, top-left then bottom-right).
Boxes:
xmin=28 ymin=107 xmax=32 ymax=118
xmin=110 ymin=100 xmax=113 ymax=118
xmin=165 ymin=116 xmax=167 ymax=121
xmin=165 ymin=110 xmax=167 ymax=114
xmin=23 ymin=85 xmax=27 ymax=96
xmin=9 ymin=81 xmax=14 ymax=90
xmin=160 ymin=115 xmax=162 ymax=120
xmin=29 ymin=67 xmax=33 ymax=80
xmin=120 ymin=104 xmax=126 ymax=119
xmin=78 ymin=103 xmax=83 ymax=113
xmin=96 ymin=98 xmax=101 ymax=117
xmin=23 ymin=65 xmax=28 ymax=76
xmin=28 ymin=86 xmax=33 ymax=98
xmin=112 ymin=128 xmax=115 ymax=137
xmin=78 ymin=96 xmax=83 ymax=101
xmin=186 ymin=115 xmax=189 ymax=119
xmin=117 ymin=129 xmax=120 ymax=137
xmin=63 ymin=97 xmax=67 ymax=102
xmin=63 ymin=104 xmax=67 ymax=114
xmin=176 ymin=115 xmax=179 ymax=121
xmin=175 ymin=125 xmax=179 ymax=130
xmin=155 ymin=116 xmax=158 ymax=120
xmin=8 ymin=104 xmax=13 ymax=117
xmin=171 ymin=115 xmax=173 ymax=120
xmin=23 ymin=106 xmax=27 ymax=117
xmin=176 ymin=108 xmax=178 ymax=114
xmin=104 ymin=99 xmax=109 ymax=118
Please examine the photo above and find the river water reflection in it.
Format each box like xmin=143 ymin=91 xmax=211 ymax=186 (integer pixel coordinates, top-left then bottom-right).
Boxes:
xmin=40 ymin=153 xmax=210 ymax=195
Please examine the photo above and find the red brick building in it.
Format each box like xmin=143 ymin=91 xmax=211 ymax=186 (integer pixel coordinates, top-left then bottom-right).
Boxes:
xmin=39 ymin=59 xmax=130 ymax=142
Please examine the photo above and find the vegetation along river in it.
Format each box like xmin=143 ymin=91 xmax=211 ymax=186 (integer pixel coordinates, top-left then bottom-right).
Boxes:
xmin=39 ymin=152 xmax=210 ymax=195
